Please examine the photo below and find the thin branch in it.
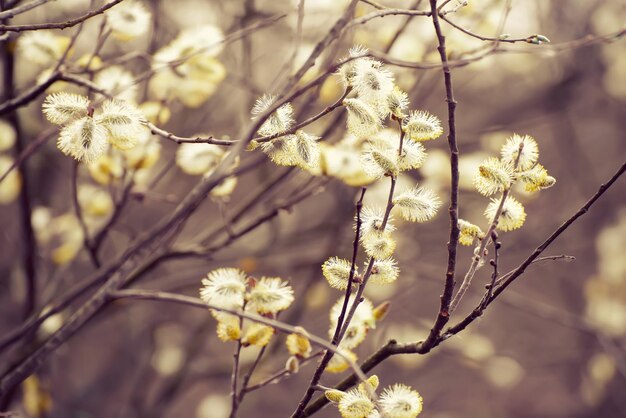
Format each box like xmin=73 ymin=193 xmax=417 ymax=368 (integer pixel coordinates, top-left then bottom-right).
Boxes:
xmin=439 ymin=14 xmax=527 ymax=44
xmin=71 ymin=161 xmax=100 ymax=268
xmin=108 ymin=290 xmax=369 ymax=384
xmin=229 ymin=304 xmax=246 ymax=418
xmin=436 ymin=0 xmax=454 ymax=11
xmin=148 ymin=124 xmax=236 ymax=146
xmin=237 ymin=345 xmax=267 ymax=402
xmin=493 ymin=254 xmax=575 ymax=287
xmin=441 ymin=162 xmax=626 ymax=340
xmin=333 ymin=187 xmax=367 ymax=342
xmin=0 ymin=0 xmax=52 ymax=20
xmin=349 ymin=8 xmax=430 ymax=28
xmin=0 ymin=0 xmax=124 ymax=32
xmin=420 ymin=0 xmax=460 ymax=350
xmin=91 ymin=176 xmax=134 ymax=252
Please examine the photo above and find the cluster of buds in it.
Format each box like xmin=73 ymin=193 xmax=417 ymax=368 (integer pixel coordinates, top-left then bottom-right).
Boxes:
xmin=459 ymin=134 xmax=556 ymax=245
xmin=199 ymin=268 xmax=294 ymax=346
xmin=325 ymin=375 xmax=423 ymax=418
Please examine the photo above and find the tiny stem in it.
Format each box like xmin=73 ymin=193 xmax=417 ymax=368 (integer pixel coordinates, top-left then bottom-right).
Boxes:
xmin=71 ymin=161 xmax=100 ymax=268
xmin=229 ymin=303 xmax=246 ymax=418
xmin=242 ymin=351 xmax=323 ymax=394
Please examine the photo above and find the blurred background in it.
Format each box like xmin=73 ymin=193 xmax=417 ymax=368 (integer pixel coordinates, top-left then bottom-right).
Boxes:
xmin=0 ymin=0 xmax=625 ymax=417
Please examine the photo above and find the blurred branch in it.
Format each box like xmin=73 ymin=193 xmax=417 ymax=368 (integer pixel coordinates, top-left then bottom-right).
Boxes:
xmin=197 ymin=167 xmax=295 ymax=245
xmin=0 ymin=71 xmax=61 ymax=116
xmin=0 ymin=0 xmax=52 ymax=20
xmin=236 ymin=345 xmax=267 ymax=404
xmin=1 ymin=23 xmax=37 ymax=319
xmin=0 ymin=146 xmax=262 ymax=396
xmin=0 ymin=0 xmax=124 ymax=32
xmin=183 ymin=177 xmax=329 ymax=257
xmin=0 ymin=128 xmax=54 ymax=184
xmin=92 ymin=175 xmax=134 ymax=253
xmin=382 ymin=0 xmax=423 ymax=54
xmin=108 ymin=290 xmax=369 ymax=385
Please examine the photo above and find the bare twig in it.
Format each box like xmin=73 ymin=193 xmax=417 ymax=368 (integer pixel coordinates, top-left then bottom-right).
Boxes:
xmin=493 ymin=255 xmax=575 ymax=287
xmin=439 ymin=14 xmax=528 ymax=44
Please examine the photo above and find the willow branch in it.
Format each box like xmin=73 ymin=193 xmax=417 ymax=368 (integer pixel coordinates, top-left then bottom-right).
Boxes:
xmin=420 ymin=0 xmax=460 ymax=350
